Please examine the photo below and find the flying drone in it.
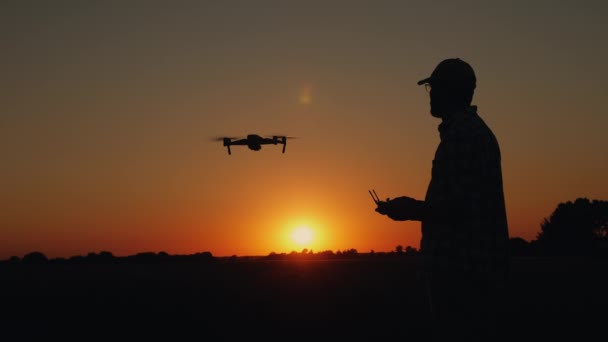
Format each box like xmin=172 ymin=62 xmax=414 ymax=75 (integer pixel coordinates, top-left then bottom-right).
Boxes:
xmin=214 ymin=134 xmax=296 ymax=155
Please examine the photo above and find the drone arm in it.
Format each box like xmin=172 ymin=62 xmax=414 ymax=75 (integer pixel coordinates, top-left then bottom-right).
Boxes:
xmin=282 ymin=137 xmax=286 ymax=153
xmin=223 ymin=138 xmax=232 ymax=155
xmin=230 ymin=139 xmax=249 ymax=145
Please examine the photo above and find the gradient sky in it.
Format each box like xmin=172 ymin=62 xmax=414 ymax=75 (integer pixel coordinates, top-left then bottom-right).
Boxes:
xmin=2 ymin=0 xmax=607 ymax=259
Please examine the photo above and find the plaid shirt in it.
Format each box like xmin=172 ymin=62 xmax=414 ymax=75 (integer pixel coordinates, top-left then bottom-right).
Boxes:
xmin=420 ymin=106 xmax=510 ymax=279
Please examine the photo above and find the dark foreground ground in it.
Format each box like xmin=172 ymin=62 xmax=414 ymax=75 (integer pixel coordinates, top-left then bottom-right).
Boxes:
xmin=1 ymin=256 xmax=606 ymax=341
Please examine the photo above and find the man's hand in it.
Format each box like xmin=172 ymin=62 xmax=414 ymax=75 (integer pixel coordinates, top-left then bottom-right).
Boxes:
xmin=375 ymin=196 xmax=423 ymax=221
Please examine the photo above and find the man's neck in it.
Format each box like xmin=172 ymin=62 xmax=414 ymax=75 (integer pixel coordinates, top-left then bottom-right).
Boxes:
xmin=441 ymin=105 xmax=476 ymax=122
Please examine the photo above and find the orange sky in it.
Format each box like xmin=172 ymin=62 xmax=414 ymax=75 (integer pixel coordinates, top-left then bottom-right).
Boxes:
xmin=1 ymin=1 xmax=607 ymax=259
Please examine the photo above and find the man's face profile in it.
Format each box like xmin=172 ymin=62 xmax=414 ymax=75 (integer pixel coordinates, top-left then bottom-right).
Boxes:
xmin=429 ymin=83 xmax=446 ymax=118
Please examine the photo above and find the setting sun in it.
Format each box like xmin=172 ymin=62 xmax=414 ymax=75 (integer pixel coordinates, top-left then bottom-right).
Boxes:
xmin=291 ymin=226 xmax=314 ymax=246
xmin=275 ymin=215 xmax=330 ymax=253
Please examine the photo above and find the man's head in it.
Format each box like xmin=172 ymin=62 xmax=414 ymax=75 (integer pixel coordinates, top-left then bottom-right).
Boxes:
xmin=418 ymin=58 xmax=476 ymax=118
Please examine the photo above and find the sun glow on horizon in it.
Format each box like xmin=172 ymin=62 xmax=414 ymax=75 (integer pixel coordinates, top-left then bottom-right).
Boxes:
xmin=274 ymin=214 xmax=331 ymax=253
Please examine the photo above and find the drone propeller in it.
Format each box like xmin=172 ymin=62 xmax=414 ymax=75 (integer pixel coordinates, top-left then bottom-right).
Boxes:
xmin=209 ymin=136 xmax=239 ymax=142
xmin=270 ymin=135 xmax=299 ymax=139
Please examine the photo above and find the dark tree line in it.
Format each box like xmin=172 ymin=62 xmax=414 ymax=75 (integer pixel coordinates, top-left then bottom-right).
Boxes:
xmin=3 ymin=197 xmax=607 ymax=263
xmin=3 ymin=251 xmax=215 ymax=265
xmin=509 ymin=197 xmax=608 ymax=257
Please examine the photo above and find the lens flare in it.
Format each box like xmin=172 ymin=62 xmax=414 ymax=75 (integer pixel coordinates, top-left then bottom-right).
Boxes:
xmin=299 ymin=84 xmax=313 ymax=105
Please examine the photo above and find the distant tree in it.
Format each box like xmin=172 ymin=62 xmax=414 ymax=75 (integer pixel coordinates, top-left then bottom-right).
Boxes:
xmin=84 ymin=251 xmax=115 ymax=263
xmin=192 ymin=251 xmax=214 ymax=261
xmin=536 ymin=198 xmax=608 ymax=256
xmin=395 ymin=245 xmax=404 ymax=254
xmin=341 ymin=248 xmax=358 ymax=257
xmin=317 ymin=250 xmax=335 ymax=259
xmin=99 ymin=251 xmax=114 ymax=259
xmin=7 ymin=256 xmax=20 ymax=263
xmin=86 ymin=252 xmax=99 ymax=262
xmin=405 ymin=246 xmax=418 ymax=256
xmin=52 ymin=257 xmax=68 ymax=264
xmin=69 ymin=255 xmax=86 ymax=263
xmin=130 ymin=252 xmax=158 ymax=263
xmin=22 ymin=251 xmax=48 ymax=264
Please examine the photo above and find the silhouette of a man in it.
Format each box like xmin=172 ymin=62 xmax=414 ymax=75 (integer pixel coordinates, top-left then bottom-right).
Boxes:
xmin=375 ymin=58 xmax=510 ymax=340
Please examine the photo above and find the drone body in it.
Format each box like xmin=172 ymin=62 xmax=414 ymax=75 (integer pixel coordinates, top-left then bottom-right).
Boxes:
xmin=218 ymin=134 xmax=294 ymax=155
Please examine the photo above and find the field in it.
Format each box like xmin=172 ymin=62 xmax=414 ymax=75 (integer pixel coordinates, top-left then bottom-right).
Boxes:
xmin=1 ymin=256 xmax=606 ymax=340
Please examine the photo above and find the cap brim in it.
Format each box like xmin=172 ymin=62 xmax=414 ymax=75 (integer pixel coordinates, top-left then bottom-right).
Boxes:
xmin=417 ymin=77 xmax=431 ymax=86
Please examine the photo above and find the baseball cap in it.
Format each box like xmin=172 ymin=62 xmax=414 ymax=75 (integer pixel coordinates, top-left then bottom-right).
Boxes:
xmin=417 ymin=58 xmax=476 ymax=88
